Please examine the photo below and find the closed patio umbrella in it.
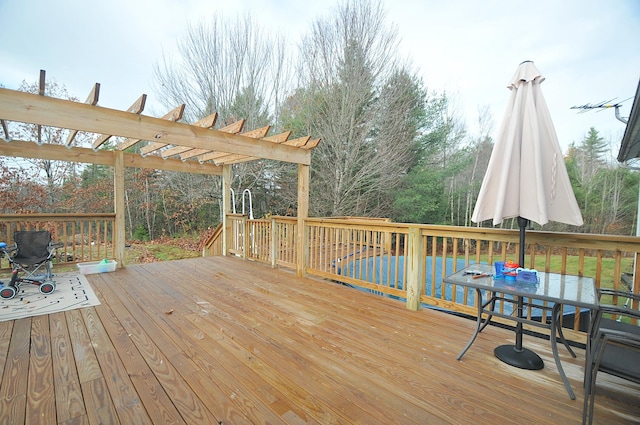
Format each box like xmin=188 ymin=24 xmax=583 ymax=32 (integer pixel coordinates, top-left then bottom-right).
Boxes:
xmin=471 ymin=60 xmax=583 ymax=370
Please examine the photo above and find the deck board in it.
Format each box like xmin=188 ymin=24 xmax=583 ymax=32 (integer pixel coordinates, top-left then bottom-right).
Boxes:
xmin=1 ymin=317 xmax=30 ymax=424
xmin=1 ymin=256 xmax=639 ymax=424
xmin=92 ymin=289 xmax=187 ymax=425
xmin=26 ymin=314 xmax=55 ymax=425
xmin=50 ymin=312 xmax=85 ymax=423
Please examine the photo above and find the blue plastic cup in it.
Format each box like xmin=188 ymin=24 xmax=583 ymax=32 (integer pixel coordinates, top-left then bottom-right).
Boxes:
xmin=494 ymin=261 xmax=505 ymax=278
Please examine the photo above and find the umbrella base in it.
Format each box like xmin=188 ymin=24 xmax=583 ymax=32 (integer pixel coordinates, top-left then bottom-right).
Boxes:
xmin=494 ymin=344 xmax=544 ymax=370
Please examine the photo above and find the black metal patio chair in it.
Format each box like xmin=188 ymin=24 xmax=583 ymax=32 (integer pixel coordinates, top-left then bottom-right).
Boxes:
xmin=0 ymin=230 xmax=60 ymax=300
xmin=583 ymin=287 xmax=640 ymax=424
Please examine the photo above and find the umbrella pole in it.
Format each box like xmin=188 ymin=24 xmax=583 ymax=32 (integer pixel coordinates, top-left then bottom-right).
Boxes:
xmin=494 ymin=217 xmax=544 ymax=370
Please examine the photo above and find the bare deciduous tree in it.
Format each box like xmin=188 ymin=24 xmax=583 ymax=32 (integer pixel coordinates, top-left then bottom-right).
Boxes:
xmin=290 ymin=0 xmax=424 ymax=217
xmin=153 ymin=12 xmax=290 ymax=127
xmin=152 ymin=12 xmax=294 ymax=220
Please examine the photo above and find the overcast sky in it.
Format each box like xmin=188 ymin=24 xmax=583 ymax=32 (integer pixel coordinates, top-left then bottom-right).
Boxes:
xmin=1 ymin=0 xmax=639 ymax=156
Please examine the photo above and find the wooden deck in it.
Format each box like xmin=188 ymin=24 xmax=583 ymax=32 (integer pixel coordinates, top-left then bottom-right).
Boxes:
xmin=1 ymin=256 xmax=639 ymax=424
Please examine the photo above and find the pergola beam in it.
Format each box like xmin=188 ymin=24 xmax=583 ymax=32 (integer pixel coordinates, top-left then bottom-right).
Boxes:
xmin=0 ymin=140 xmax=222 ymax=175
xmin=0 ymin=89 xmax=311 ymax=165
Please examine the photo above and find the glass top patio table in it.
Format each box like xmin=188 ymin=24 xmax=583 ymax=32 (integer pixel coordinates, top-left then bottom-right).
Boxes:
xmin=445 ymin=263 xmax=599 ymax=399
xmin=444 ymin=264 xmax=598 ymax=309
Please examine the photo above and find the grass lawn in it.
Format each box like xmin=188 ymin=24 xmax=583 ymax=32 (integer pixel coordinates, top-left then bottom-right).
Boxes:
xmin=125 ymin=238 xmax=201 ymax=264
xmin=529 ymin=255 xmax=634 ymax=290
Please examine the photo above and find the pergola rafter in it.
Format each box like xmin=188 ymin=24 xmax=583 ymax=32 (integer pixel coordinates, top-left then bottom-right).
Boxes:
xmin=118 ymin=103 xmax=186 ymax=151
xmin=65 ymin=82 xmax=100 ymax=146
xmin=146 ymin=112 xmax=218 ymax=157
xmin=197 ymin=129 xmax=291 ymax=164
xmin=178 ymin=119 xmax=247 ymax=161
xmin=0 ymin=73 xmax=318 ymax=277
xmin=92 ymin=93 xmax=147 ymax=150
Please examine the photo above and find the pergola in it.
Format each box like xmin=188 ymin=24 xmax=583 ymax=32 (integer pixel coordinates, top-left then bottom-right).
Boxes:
xmin=0 ymin=72 xmax=320 ymax=276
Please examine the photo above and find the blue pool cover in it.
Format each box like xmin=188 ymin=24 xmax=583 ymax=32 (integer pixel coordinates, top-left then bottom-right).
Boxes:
xmin=337 ymin=256 xmax=586 ymax=326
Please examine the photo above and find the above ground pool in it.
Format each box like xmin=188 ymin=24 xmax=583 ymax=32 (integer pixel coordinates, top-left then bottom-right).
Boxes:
xmin=337 ymin=256 xmax=590 ymax=330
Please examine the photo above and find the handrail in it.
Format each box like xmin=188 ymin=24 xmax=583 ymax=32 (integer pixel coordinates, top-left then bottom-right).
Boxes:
xmin=201 ymin=223 xmax=223 ymax=256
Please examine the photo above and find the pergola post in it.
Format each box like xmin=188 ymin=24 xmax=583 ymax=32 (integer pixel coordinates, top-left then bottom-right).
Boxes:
xmin=114 ymin=150 xmax=126 ymax=267
xmin=296 ymin=164 xmax=310 ymax=277
xmin=222 ymin=164 xmax=231 ymax=256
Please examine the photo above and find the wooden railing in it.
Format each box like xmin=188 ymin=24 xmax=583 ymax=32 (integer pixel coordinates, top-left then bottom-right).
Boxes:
xmin=214 ymin=216 xmax=640 ymax=340
xmin=225 ymin=215 xmax=298 ymax=268
xmin=201 ymin=223 xmax=223 ymax=257
xmin=0 ymin=213 xmax=116 ymax=271
xmin=12 ymin=213 xmax=639 ymax=333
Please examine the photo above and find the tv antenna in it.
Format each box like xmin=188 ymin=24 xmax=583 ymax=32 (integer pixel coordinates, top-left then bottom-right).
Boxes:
xmin=571 ymin=97 xmax=633 ymax=124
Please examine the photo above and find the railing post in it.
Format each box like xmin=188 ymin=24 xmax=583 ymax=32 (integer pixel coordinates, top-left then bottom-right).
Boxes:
xmin=406 ymin=227 xmax=424 ymax=311
xmin=113 ymin=150 xmax=126 ymax=267
xmin=271 ymin=217 xmax=277 ymax=268
xmin=296 ymin=164 xmax=310 ymax=277
xmin=241 ymin=215 xmax=248 ymax=260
